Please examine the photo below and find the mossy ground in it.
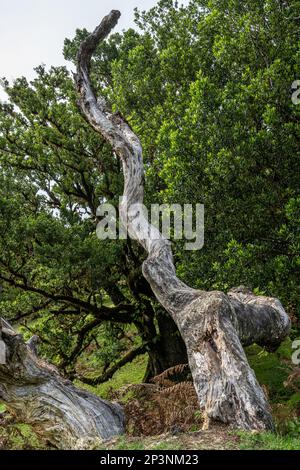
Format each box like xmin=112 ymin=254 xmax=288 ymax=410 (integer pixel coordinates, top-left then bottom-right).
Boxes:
xmin=236 ymin=431 xmax=300 ymax=450
xmin=100 ymin=426 xmax=300 ymax=450
xmin=245 ymin=339 xmax=295 ymax=403
xmin=0 ymin=419 xmax=46 ymax=450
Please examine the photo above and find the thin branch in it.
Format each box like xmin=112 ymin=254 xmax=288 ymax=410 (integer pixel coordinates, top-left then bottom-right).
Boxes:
xmin=77 ymin=344 xmax=146 ymax=385
xmin=0 ymin=272 xmax=134 ymax=323
xmin=10 ymin=300 xmax=52 ymax=323
xmin=60 ymin=317 xmax=103 ymax=369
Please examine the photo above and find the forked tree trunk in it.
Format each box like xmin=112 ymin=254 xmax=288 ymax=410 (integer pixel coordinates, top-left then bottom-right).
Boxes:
xmin=0 ymin=319 xmax=124 ymax=449
xmin=76 ymin=10 xmax=290 ymax=431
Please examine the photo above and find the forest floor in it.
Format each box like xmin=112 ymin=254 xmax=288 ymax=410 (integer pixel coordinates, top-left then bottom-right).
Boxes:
xmin=100 ymin=426 xmax=300 ymax=451
xmin=1 ymin=338 xmax=300 ymax=450
xmin=1 ymin=399 xmax=300 ymax=451
xmin=102 ymin=425 xmax=240 ymax=450
xmin=1 ymin=417 xmax=300 ymax=450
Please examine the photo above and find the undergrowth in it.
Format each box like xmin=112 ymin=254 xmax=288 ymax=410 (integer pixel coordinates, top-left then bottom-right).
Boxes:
xmin=0 ymin=418 xmax=46 ymax=450
xmin=237 ymin=430 xmax=300 ymax=450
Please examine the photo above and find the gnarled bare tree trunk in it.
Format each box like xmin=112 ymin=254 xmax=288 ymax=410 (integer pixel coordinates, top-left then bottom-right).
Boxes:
xmin=0 ymin=318 xmax=124 ymax=449
xmin=75 ymin=10 xmax=290 ymax=431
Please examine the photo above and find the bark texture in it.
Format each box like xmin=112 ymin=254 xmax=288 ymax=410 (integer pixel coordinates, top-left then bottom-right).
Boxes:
xmin=76 ymin=10 xmax=291 ymax=431
xmin=0 ymin=318 xmax=124 ymax=449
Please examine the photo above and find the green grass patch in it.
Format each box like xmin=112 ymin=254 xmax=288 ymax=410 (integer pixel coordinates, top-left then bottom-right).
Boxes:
xmin=0 ymin=403 xmax=6 ymax=413
xmin=245 ymin=341 xmax=293 ymax=402
xmin=0 ymin=422 xmax=45 ymax=450
xmin=287 ymin=393 xmax=300 ymax=410
xmin=113 ymin=437 xmax=145 ymax=450
xmin=152 ymin=440 xmax=183 ymax=450
xmin=76 ymin=353 xmax=148 ymax=399
xmin=237 ymin=431 xmax=300 ymax=450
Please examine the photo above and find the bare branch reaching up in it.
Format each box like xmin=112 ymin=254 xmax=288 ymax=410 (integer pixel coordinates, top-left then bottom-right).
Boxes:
xmin=76 ymin=11 xmax=290 ymax=431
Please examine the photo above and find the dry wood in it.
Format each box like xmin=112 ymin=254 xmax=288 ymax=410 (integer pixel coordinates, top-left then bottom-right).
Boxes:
xmin=0 ymin=318 xmax=124 ymax=449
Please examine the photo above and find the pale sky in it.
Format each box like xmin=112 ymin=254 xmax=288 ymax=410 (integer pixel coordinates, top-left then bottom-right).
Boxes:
xmin=0 ymin=0 xmax=171 ymax=100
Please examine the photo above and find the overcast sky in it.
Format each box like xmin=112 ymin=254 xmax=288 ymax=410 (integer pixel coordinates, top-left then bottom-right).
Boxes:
xmin=0 ymin=0 xmax=168 ymax=100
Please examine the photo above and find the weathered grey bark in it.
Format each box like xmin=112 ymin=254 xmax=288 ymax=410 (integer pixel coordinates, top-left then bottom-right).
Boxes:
xmin=75 ymin=10 xmax=290 ymax=431
xmin=0 ymin=318 xmax=124 ymax=449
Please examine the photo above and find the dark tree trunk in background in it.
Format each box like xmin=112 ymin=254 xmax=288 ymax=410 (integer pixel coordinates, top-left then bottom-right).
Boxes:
xmin=104 ymin=282 xmax=127 ymax=306
xmin=134 ymin=295 xmax=188 ymax=380
xmin=142 ymin=313 xmax=188 ymax=382
xmin=76 ymin=11 xmax=291 ymax=431
xmin=153 ymin=310 xmax=188 ymax=374
xmin=127 ymin=267 xmax=188 ymax=380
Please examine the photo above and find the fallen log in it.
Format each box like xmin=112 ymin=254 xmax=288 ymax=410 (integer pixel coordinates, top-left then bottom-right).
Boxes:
xmin=0 ymin=318 xmax=124 ymax=449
